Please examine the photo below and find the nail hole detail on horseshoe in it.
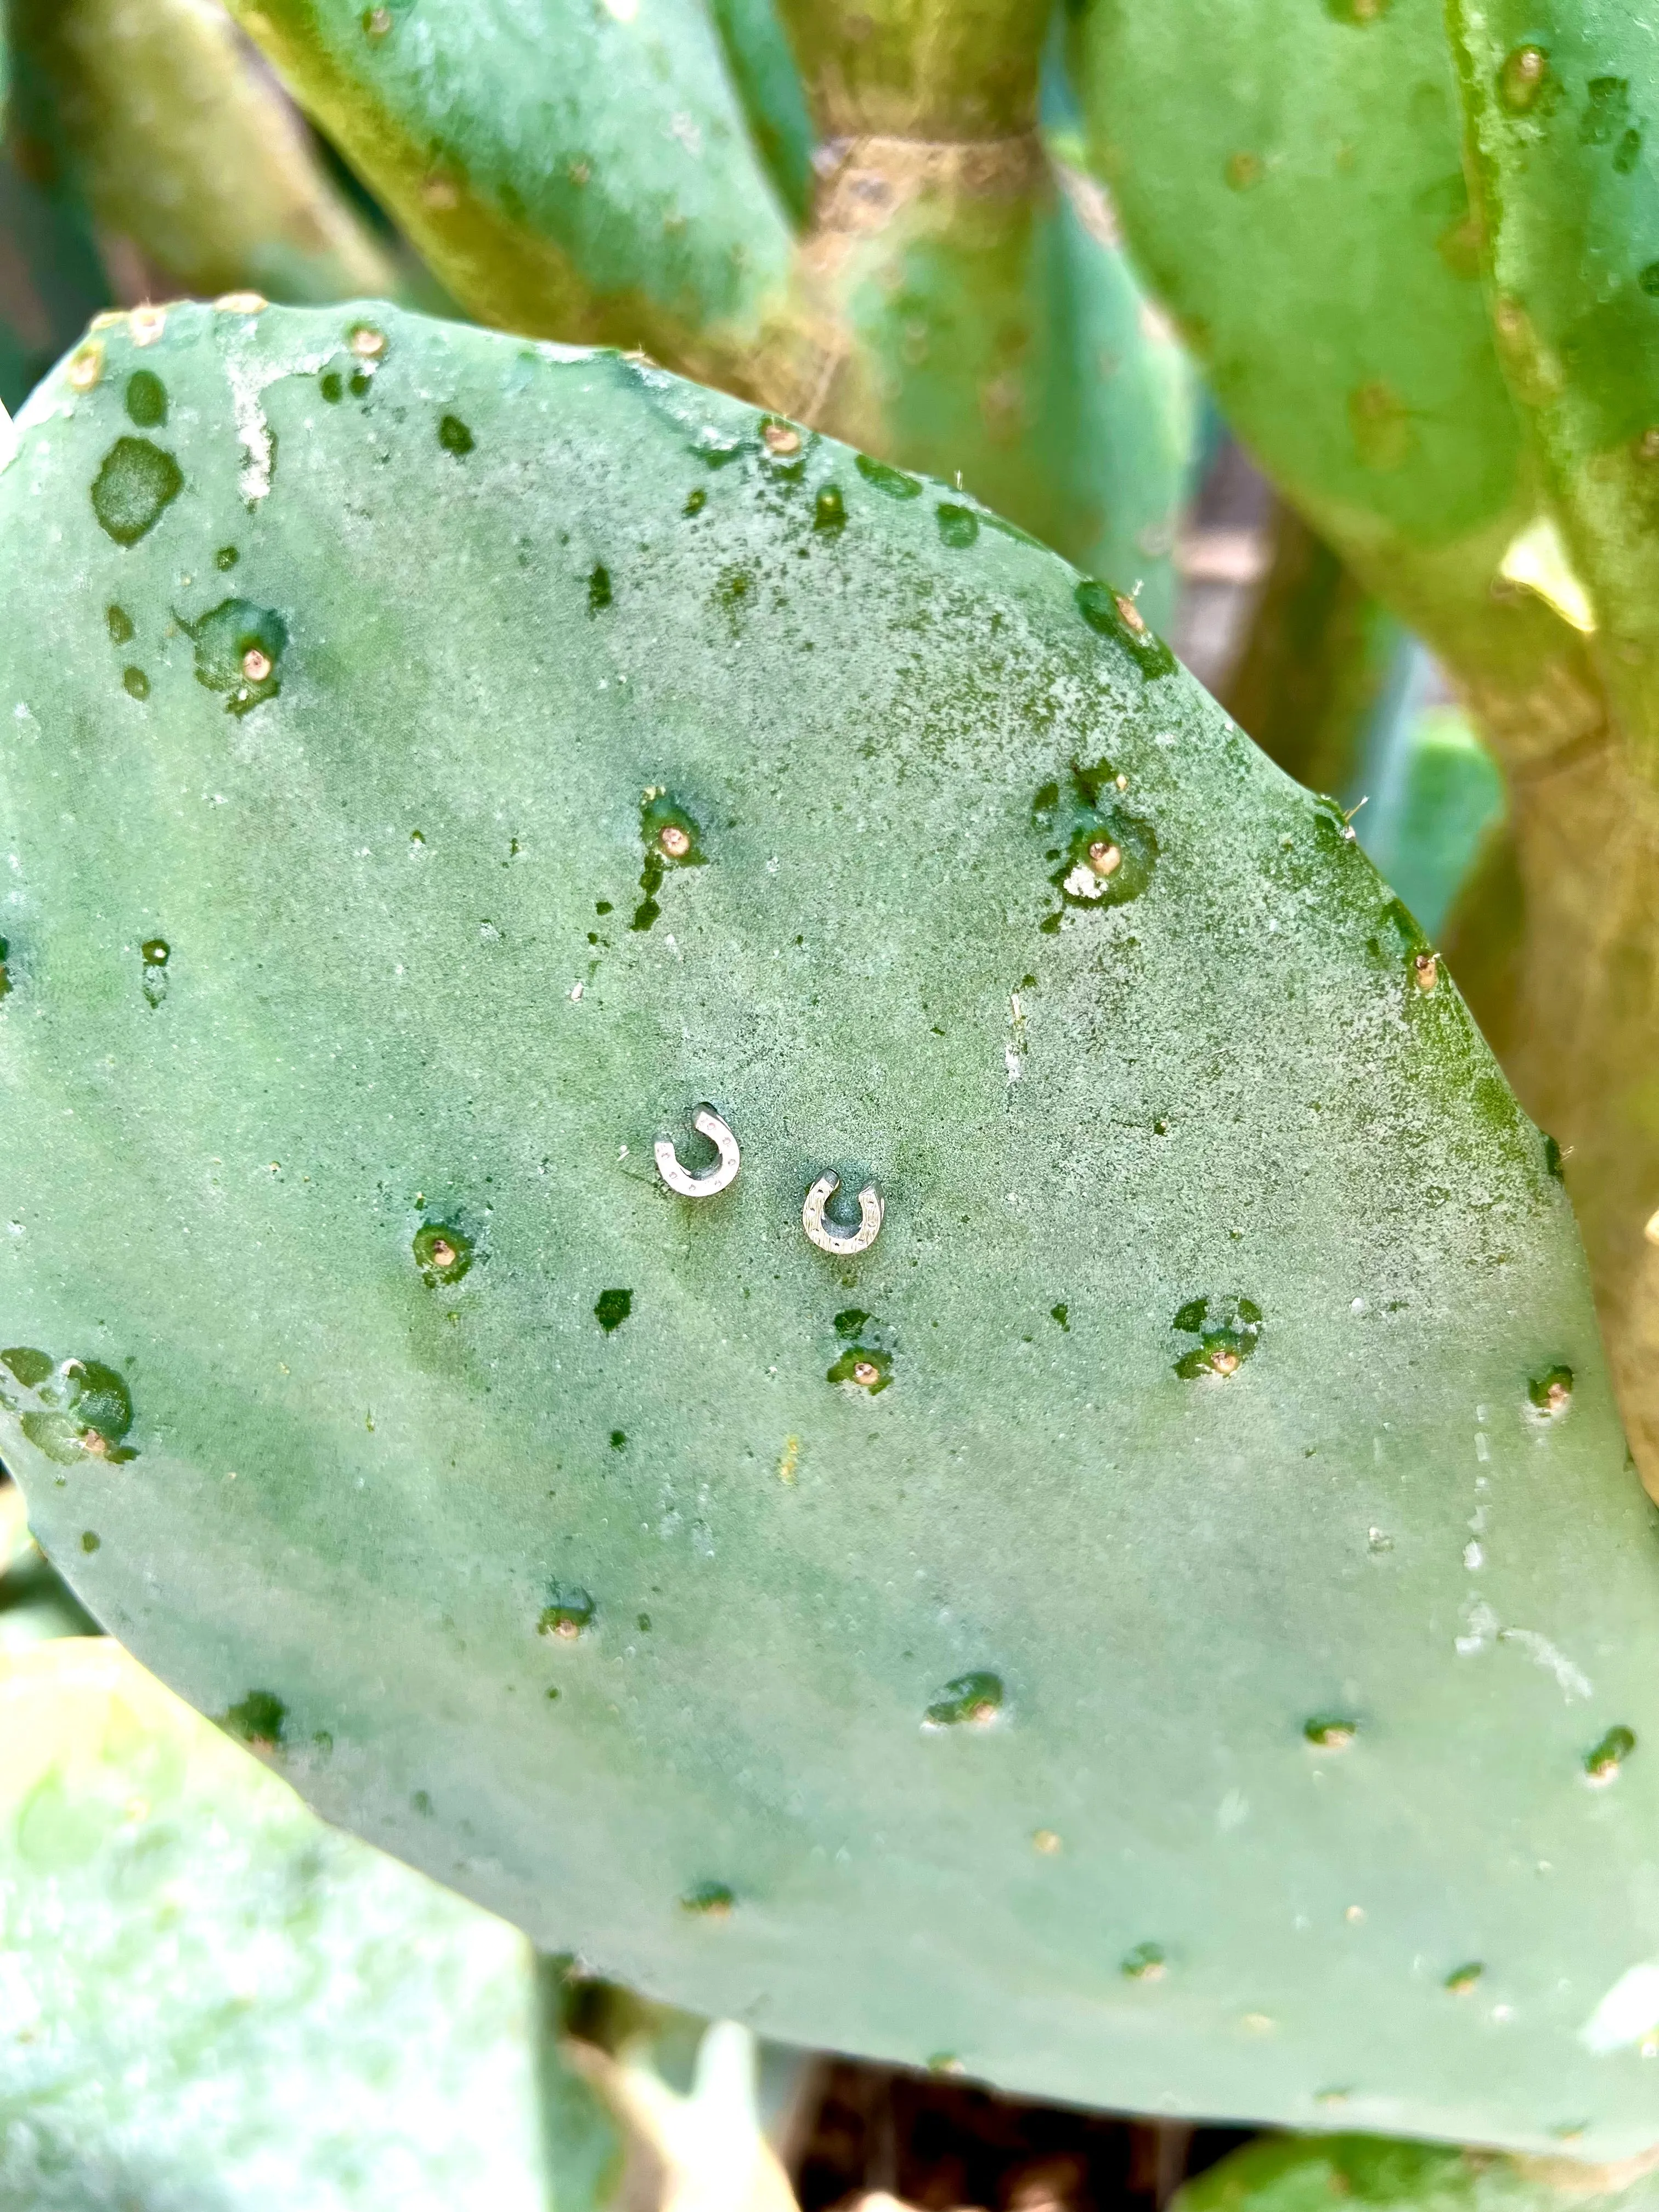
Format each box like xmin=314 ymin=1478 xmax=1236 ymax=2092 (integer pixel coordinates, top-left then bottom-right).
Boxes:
xmin=803 ymin=1172 xmax=883 ymax=1255
xmin=655 ymin=1109 xmax=740 ymax=1198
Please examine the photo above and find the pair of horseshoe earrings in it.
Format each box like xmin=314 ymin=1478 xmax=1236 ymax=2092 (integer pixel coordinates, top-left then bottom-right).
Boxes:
xmin=654 ymin=1108 xmax=884 ymax=1256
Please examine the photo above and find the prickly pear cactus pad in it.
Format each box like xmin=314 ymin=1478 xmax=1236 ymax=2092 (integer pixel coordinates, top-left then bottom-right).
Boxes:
xmin=0 ymin=1638 xmax=544 ymax=2209
xmin=1 ymin=301 xmax=1656 ymax=2155
xmin=1449 ymin=0 xmax=1659 ymax=740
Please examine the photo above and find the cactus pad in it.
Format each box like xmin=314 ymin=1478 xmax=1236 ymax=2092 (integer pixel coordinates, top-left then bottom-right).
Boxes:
xmin=1 ymin=303 xmax=1656 ymax=2154
xmin=0 ymin=1639 xmax=544 ymax=2207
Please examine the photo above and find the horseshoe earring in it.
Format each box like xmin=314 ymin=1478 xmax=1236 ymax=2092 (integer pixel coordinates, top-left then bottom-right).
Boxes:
xmin=803 ymin=1172 xmax=883 ymax=1256
xmin=655 ymin=1108 xmax=741 ymax=1198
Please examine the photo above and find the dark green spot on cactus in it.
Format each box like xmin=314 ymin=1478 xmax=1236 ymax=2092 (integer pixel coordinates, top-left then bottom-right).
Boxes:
xmin=539 ymin=1585 xmax=595 ymax=1639
xmin=91 ymin=438 xmax=183 ymax=546
xmin=632 ymin=789 xmax=706 ymax=931
xmin=0 ymin=939 xmax=11 ymax=1001
xmin=1639 ymin=266 xmax=1659 ymax=300
xmin=814 ymin=484 xmax=847 ymax=534
xmin=413 ymin=1223 xmax=472 ymax=1286
xmin=1121 ymin=1942 xmax=1167 ymax=1980
xmin=681 ymin=1881 xmax=734 ymax=1918
xmin=80 ymin=1530 xmax=99 ymax=1553
xmin=1074 ymin=579 xmax=1177 ymax=679
xmin=588 ymin=563 xmax=612 ymax=613
xmin=546 ymin=1686 xmax=561 ymax=1701
xmin=1312 ymin=794 xmax=1364 ymax=856
xmin=594 ymin=1288 xmax=633 ymax=1334
xmin=221 ymin=1690 xmax=287 ymax=1748
xmin=349 ymin=370 xmax=373 ymax=399
xmin=216 ymin=545 xmax=238 ymax=571
xmin=412 ymin=1789 xmax=432 ymax=1815
xmin=697 ymin=435 xmax=746 ymax=470
xmin=610 ymin=1428 xmax=627 ymax=1449
xmin=1444 ymin=1962 xmax=1483 ymax=1994
xmin=123 ymin=667 xmax=149 ymax=701
xmin=1 ymin=1348 xmax=137 ymax=1465
xmin=187 ymin=599 xmax=286 ymax=716
xmin=1369 ymin=898 xmax=1431 ymax=980
xmin=1615 ymin=127 xmax=1643 ymax=174
xmin=438 ymin=413 xmax=475 ymax=456
xmin=320 ymin=370 xmax=344 ymax=403
xmin=936 ymin=503 xmax=979 ymax=549
xmin=1579 ymin=76 xmax=1630 ymax=147
xmin=1544 ymin=1134 xmax=1566 ymax=1180
xmin=682 ymin=486 xmax=707 ymax=517
xmin=855 ymin=453 xmax=922 ymax=500
xmin=924 ymin=1672 xmax=1003 ymax=1729
xmin=124 ymin=370 xmax=167 ymax=428
xmin=714 ymin=568 xmax=752 ymax=617
xmin=105 ymin=604 xmax=134 ymax=645
xmin=1499 ymin=44 xmax=1553 ymax=116
xmin=1051 ymin=1303 xmax=1069 ymax=1330
xmin=1035 ymin=759 xmax=1158 ymax=912
xmin=1304 ymin=1716 xmax=1357 ymax=1750
xmin=140 ymin=937 xmax=167 ymax=1007
xmin=0 ymin=1346 xmax=54 ymax=1393
xmin=828 ymin=1345 xmax=891 ymax=1393
xmin=1585 ymin=1724 xmax=1635 ymax=1784
xmin=1528 ymin=1364 xmax=1573 ymax=1418
xmin=636 ymin=1612 xmax=651 ymax=1631
xmin=833 ymin=1308 xmax=871 ymax=1339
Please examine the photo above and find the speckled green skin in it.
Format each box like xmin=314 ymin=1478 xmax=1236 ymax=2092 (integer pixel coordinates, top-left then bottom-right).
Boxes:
xmin=1173 ymin=2132 xmax=1659 ymax=2212
xmin=1448 ymin=2 xmax=1659 ymax=749
xmin=1068 ymin=0 xmax=1602 ymax=766
xmin=223 ymin=0 xmax=796 ymax=393
xmin=1 ymin=302 xmax=1656 ymax=2154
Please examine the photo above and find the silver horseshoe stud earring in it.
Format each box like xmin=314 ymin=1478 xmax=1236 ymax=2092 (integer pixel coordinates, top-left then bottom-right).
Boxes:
xmin=655 ymin=1108 xmax=741 ymax=1198
xmin=803 ymin=1171 xmax=883 ymax=1255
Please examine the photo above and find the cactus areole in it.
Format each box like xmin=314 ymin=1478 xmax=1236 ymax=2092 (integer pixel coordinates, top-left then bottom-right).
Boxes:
xmin=1 ymin=303 xmax=1656 ymax=2156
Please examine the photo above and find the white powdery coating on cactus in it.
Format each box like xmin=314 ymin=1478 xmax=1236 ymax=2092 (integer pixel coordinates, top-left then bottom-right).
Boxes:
xmin=223 ymin=323 xmax=332 ymax=504
xmin=1454 ymin=1602 xmax=1592 ymax=1697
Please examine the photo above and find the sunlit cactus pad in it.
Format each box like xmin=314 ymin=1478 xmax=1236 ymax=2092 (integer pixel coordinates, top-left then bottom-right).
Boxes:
xmin=0 ymin=302 xmax=1655 ymax=2154
xmin=0 ymin=1638 xmax=543 ymax=2209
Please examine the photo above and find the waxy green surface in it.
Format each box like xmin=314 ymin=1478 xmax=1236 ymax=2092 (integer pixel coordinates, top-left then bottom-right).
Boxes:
xmin=1 ymin=302 xmax=1656 ymax=2153
xmin=0 ymin=1639 xmax=544 ymax=2210
xmin=774 ymin=148 xmax=1194 ymax=628
xmin=1450 ymin=1 xmax=1659 ymax=744
xmin=1067 ymin=0 xmax=1588 ymax=714
xmin=1174 ymin=2131 xmax=1659 ymax=2212
xmin=707 ymin=0 xmax=814 ymax=227
xmin=223 ymin=0 xmax=794 ymax=387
